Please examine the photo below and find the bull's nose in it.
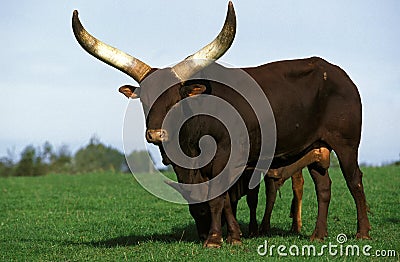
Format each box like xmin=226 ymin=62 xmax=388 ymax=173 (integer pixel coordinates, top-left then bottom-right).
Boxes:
xmin=146 ymin=129 xmax=168 ymax=144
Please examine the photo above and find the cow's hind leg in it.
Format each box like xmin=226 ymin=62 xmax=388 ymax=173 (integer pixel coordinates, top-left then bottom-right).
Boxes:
xmin=259 ymin=177 xmax=277 ymax=235
xmin=245 ymin=169 xmax=261 ymax=237
xmin=308 ymin=162 xmax=331 ymax=241
xmin=231 ymin=199 xmax=238 ymax=218
xmin=247 ymin=185 xmax=260 ymax=237
xmin=334 ymin=146 xmax=371 ymax=239
xmin=224 ymin=193 xmax=242 ymax=245
xmin=290 ymin=170 xmax=304 ymax=233
xmin=203 ymin=194 xmax=225 ymax=248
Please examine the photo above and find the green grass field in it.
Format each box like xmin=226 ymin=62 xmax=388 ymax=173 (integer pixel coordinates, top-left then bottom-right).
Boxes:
xmin=1 ymin=166 xmax=399 ymax=261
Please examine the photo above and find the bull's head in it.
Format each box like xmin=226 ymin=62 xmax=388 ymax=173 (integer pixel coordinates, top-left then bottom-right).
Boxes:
xmin=72 ymin=2 xmax=236 ymax=145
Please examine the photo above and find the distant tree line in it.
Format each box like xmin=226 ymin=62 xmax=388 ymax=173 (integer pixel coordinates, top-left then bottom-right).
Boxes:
xmin=0 ymin=136 xmax=156 ymax=177
xmin=1 ymin=137 xmax=398 ymax=177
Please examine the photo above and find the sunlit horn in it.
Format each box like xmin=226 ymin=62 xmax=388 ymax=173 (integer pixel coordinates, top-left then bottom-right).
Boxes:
xmin=72 ymin=10 xmax=152 ymax=83
xmin=172 ymin=1 xmax=236 ymax=81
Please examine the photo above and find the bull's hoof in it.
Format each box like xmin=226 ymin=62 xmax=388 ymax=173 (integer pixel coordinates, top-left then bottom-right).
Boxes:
xmin=356 ymin=232 xmax=372 ymax=240
xmin=203 ymin=241 xmax=222 ymax=248
xmin=228 ymin=238 xmax=242 ymax=246
xmin=258 ymin=225 xmax=271 ymax=236
xmin=203 ymin=233 xmax=223 ymax=248
xmin=310 ymin=229 xmax=328 ymax=241
xmin=290 ymin=223 xmax=302 ymax=234
xmin=290 ymin=220 xmax=302 ymax=234
xmin=227 ymin=234 xmax=242 ymax=245
xmin=248 ymin=231 xmax=259 ymax=238
xmin=249 ymin=224 xmax=259 ymax=238
xmin=199 ymin=233 xmax=208 ymax=241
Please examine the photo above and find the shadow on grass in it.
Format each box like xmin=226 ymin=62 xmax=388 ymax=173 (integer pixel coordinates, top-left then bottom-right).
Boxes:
xmin=87 ymin=223 xmax=200 ymax=248
xmin=84 ymin=222 xmax=307 ymax=248
xmin=385 ymin=217 xmax=400 ymax=224
xmin=255 ymin=227 xmax=310 ymax=240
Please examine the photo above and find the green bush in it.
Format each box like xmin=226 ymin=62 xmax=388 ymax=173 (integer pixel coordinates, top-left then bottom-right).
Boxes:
xmin=125 ymin=150 xmax=156 ymax=173
xmin=73 ymin=136 xmax=125 ymax=173
xmin=0 ymin=157 xmax=14 ymax=177
xmin=13 ymin=145 xmax=46 ymax=176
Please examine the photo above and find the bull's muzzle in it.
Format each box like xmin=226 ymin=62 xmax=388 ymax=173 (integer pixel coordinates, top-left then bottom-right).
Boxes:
xmin=146 ymin=129 xmax=169 ymax=144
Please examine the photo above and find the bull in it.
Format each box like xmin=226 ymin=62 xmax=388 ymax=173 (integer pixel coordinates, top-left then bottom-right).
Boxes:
xmin=72 ymin=1 xmax=371 ymax=248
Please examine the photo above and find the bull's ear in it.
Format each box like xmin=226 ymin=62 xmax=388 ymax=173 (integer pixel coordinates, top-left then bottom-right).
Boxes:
xmin=119 ymin=85 xmax=140 ymax=99
xmin=180 ymin=84 xmax=207 ymax=98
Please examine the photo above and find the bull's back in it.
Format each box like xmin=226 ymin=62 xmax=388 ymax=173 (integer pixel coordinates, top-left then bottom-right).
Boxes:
xmin=244 ymin=57 xmax=362 ymax=164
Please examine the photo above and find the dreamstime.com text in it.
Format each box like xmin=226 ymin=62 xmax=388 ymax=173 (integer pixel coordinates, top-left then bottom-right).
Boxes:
xmin=257 ymin=234 xmax=397 ymax=258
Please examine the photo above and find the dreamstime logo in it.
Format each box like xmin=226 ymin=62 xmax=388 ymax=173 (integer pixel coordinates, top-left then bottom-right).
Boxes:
xmin=123 ymin=60 xmax=276 ymax=204
xmin=257 ymin=233 xmax=397 ymax=258
xmin=336 ymin=233 xmax=347 ymax=244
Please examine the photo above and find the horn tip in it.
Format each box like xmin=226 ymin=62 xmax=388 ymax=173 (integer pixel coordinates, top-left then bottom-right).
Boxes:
xmin=227 ymin=1 xmax=236 ymax=17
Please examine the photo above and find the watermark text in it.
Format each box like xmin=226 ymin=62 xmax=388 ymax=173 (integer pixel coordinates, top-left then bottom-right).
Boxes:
xmin=257 ymin=234 xmax=397 ymax=258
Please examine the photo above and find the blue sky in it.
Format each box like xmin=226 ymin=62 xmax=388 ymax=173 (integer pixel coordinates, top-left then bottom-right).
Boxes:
xmin=1 ymin=0 xmax=399 ymax=165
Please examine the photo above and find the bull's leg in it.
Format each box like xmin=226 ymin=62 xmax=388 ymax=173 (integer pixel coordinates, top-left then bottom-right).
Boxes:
xmin=224 ymin=193 xmax=242 ymax=245
xmin=259 ymin=177 xmax=277 ymax=235
xmin=231 ymin=199 xmax=238 ymax=218
xmin=277 ymin=148 xmax=322 ymax=180
xmin=188 ymin=203 xmax=211 ymax=241
xmin=335 ymin=146 xmax=371 ymax=239
xmin=308 ymin=163 xmax=331 ymax=241
xmin=290 ymin=170 xmax=304 ymax=233
xmin=203 ymin=194 xmax=225 ymax=248
xmin=247 ymin=185 xmax=260 ymax=237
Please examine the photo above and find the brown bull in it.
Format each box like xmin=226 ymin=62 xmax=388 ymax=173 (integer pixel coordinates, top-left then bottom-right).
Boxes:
xmin=72 ymin=1 xmax=370 ymax=248
xmin=119 ymin=84 xmax=309 ymax=240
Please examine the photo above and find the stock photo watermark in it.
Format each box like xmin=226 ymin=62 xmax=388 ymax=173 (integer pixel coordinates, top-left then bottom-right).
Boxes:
xmin=123 ymin=61 xmax=276 ymax=204
xmin=257 ymin=233 xmax=397 ymax=258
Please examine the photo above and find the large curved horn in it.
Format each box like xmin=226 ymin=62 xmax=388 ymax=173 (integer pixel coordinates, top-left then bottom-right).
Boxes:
xmin=72 ymin=10 xmax=152 ymax=83
xmin=172 ymin=1 xmax=236 ymax=81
